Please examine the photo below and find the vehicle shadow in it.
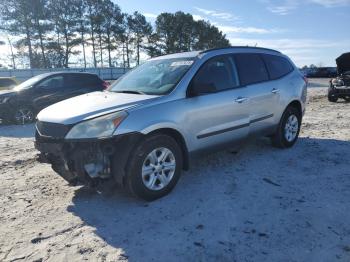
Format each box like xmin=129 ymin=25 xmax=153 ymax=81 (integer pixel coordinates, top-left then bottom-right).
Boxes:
xmin=334 ymin=100 xmax=350 ymax=104
xmin=67 ymin=136 xmax=350 ymax=261
xmin=0 ymin=123 xmax=35 ymax=138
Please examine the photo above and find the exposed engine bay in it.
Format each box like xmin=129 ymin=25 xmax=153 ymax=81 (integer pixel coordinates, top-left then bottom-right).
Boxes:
xmin=328 ymin=52 xmax=350 ymax=102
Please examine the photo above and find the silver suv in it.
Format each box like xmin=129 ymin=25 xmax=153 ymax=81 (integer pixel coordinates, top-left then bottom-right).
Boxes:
xmin=35 ymin=47 xmax=307 ymax=200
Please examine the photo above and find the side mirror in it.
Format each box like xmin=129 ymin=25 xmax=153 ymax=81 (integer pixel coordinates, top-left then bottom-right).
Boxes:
xmin=188 ymin=81 xmax=216 ymax=97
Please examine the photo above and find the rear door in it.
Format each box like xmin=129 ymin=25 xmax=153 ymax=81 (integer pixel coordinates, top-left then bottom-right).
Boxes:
xmin=234 ymin=53 xmax=279 ymax=134
xmin=183 ymin=55 xmax=250 ymax=152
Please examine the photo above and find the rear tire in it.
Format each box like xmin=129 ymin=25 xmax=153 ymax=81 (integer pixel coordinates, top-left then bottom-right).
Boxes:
xmin=271 ymin=106 xmax=301 ymax=148
xmin=125 ymin=134 xmax=183 ymax=201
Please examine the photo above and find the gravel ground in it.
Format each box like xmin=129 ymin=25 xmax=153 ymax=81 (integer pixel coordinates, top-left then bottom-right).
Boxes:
xmin=0 ymin=80 xmax=349 ymax=262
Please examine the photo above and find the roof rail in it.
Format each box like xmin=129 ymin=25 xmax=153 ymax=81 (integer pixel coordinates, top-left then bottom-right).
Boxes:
xmin=200 ymin=46 xmax=281 ymax=54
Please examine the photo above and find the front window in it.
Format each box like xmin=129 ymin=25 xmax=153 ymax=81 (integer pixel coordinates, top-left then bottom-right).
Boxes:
xmin=37 ymin=76 xmax=64 ymax=89
xmin=192 ymin=55 xmax=239 ymax=93
xmin=109 ymin=58 xmax=195 ymax=95
xmin=13 ymin=75 xmax=48 ymax=91
xmin=0 ymin=78 xmax=16 ymax=87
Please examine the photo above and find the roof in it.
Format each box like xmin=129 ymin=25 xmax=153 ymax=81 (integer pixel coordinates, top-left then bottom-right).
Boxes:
xmin=36 ymin=71 xmax=97 ymax=76
xmin=200 ymin=46 xmax=281 ymax=54
xmin=150 ymin=46 xmax=282 ymax=61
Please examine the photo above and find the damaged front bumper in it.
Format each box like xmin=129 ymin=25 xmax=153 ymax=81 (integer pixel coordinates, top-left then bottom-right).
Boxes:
xmin=329 ymin=85 xmax=350 ymax=96
xmin=35 ymin=132 xmax=142 ymax=186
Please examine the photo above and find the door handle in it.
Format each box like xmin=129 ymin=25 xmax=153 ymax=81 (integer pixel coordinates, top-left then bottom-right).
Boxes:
xmin=271 ymin=88 xmax=280 ymax=94
xmin=235 ymin=97 xmax=248 ymax=103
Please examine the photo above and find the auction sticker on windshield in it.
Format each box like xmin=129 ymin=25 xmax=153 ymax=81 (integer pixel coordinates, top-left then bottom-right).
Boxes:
xmin=170 ymin=61 xmax=194 ymax=67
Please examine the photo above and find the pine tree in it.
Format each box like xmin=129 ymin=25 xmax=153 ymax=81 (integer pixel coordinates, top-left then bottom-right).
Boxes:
xmin=147 ymin=12 xmax=230 ymax=57
xmin=128 ymin=12 xmax=152 ymax=65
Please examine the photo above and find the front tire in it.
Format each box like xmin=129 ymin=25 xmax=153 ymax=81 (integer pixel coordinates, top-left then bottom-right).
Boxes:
xmin=328 ymin=91 xmax=338 ymax=102
xmin=271 ymin=106 xmax=301 ymax=148
xmin=126 ymin=134 xmax=183 ymax=201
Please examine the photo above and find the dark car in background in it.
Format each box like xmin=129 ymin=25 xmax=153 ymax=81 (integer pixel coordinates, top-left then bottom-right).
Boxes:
xmin=0 ymin=77 xmax=20 ymax=90
xmin=306 ymin=67 xmax=337 ymax=78
xmin=0 ymin=72 xmax=108 ymax=124
xmin=328 ymin=52 xmax=350 ymax=102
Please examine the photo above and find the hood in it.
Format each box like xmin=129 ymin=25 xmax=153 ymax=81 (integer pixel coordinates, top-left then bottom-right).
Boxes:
xmin=336 ymin=52 xmax=350 ymax=74
xmin=37 ymin=91 xmax=159 ymax=125
xmin=0 ymin=90 xmax=16 ymax=96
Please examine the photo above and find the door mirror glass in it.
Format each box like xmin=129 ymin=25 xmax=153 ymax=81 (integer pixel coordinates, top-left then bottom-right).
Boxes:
xmin=188 ymin=81 xmax=216 ymax=96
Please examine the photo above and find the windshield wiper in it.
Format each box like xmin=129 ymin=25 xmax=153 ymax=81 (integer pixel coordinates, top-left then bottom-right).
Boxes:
xmin=114 ymin=90 xmax=145 ymax=95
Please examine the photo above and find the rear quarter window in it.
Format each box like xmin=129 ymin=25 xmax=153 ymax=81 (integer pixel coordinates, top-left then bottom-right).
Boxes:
xmin=263 ymin=54 xmax=294 ymax=79
xmin=234 ymin=53 xmax=269 ymax=86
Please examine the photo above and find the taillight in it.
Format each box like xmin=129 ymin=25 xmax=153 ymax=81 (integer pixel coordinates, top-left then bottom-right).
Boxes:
xmin=102 ymin=81 xmax=110 ymax=90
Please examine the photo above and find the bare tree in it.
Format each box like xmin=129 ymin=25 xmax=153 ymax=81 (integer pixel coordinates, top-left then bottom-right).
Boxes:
xmin=0 ymin=0 xmax=35 ymax=68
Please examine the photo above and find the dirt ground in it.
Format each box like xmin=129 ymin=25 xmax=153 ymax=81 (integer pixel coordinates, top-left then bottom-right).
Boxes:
xmin=0 ymin=79 xmax=349 ymax=262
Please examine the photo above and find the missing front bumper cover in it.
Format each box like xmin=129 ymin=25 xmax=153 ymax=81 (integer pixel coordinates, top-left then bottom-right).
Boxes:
xmin=35 ymin=132 xmax=143 ymax=186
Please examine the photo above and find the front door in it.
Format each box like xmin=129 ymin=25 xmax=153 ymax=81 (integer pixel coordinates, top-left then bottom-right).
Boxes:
xmin=183 ymin=55 xmax=250 ymax=152
xmin=33 ymin=74 xmax=66 ymax=110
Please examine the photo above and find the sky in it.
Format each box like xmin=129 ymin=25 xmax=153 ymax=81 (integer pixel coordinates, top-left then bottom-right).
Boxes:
xmin=114 ymin=0 xmax=350 ymax=67
xmin=0 ymin=0 xmax=349 ymax=68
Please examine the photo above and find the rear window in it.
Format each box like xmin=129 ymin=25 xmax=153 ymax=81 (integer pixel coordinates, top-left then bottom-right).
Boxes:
xmin=234 ymin=53 xmax=269 ymax=86
xmin=68 ymin=74 xmax=102 ymax=88
xmin=0 ymin=78 xmax=16 ymax=87
xmin=263 ymin=54 xmax=294 ymax=79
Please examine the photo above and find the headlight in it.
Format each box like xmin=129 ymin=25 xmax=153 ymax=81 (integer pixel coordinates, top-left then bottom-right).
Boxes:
xmin=0 ymin=96 xmax=10 ymax=104
xmin=65 ymin=111 xmax=128 ymax=139
xmin=331 ymin=79 xmax=344 ymax=86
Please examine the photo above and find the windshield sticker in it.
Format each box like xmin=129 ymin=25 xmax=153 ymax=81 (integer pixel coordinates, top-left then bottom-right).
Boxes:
xmin=170 ymin=61 xmax=193 ymax=67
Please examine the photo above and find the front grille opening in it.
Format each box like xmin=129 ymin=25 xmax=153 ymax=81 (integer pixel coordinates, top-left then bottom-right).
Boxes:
xmin=36 ymin=121 xmax=71 ymax=139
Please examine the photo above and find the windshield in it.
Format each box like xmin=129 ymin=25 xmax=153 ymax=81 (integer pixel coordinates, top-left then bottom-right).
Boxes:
xmin=13 ymin=74 xmax=47 ymax=91
xmin=109 ymin=58 xmax=195 ymax=95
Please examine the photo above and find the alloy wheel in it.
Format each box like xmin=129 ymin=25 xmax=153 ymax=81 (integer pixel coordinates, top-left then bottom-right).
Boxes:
xmin=15 ymin=108 xmax=34 ymax=124
xmin=141 ymin=147 xmax=176 ymax=191
xmin=284 ymin=114 xmax=299 ymax=142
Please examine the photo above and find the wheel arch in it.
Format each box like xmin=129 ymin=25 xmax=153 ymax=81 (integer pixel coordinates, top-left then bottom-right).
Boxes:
xmin=286 ymin=100 xmax=302 ymax=118
xmin=146 ymin=128 xmax=190 ymax=170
